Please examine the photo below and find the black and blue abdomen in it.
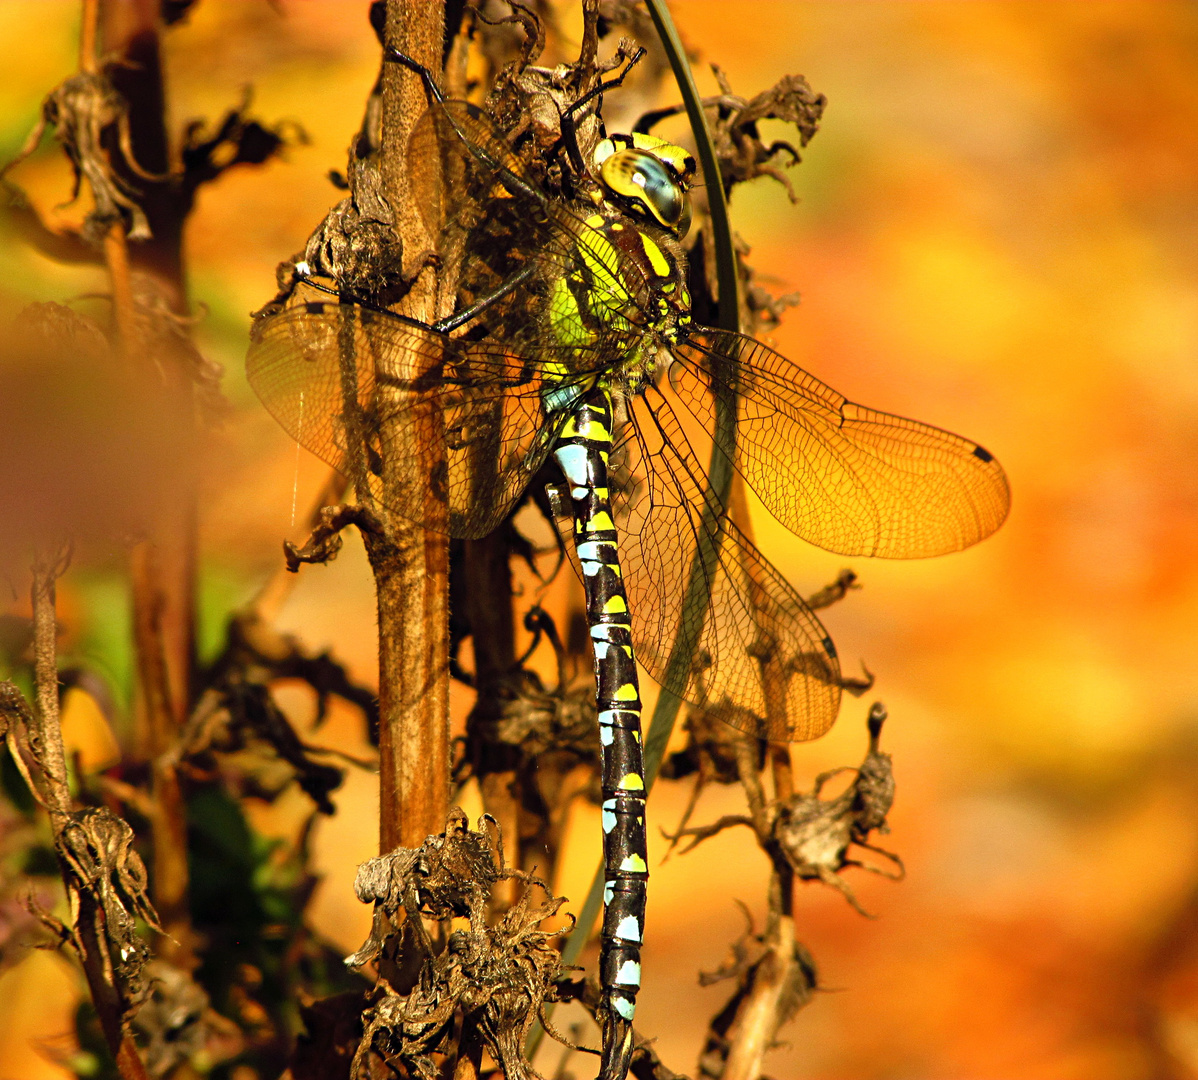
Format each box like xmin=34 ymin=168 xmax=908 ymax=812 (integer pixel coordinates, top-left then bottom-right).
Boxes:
xmin=552 ymin=387 xmax=648 ymax=1077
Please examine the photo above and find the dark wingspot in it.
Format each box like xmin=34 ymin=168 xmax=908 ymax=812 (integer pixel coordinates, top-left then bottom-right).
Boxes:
xmin=972 ymin=445 xmax=994 ymax=463
xmin=822 ymin=635 xmax=838 ymax=659
xmin=304 ymin=301 xmax=326 ymax=315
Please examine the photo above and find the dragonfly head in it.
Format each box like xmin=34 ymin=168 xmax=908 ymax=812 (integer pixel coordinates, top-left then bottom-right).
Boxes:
xmin=593 ymin=133 xmax=696 ymax=239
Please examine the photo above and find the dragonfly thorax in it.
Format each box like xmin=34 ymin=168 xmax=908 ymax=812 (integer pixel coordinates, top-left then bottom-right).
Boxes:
xmin=553 ymin=204 xmax=693 ymax=384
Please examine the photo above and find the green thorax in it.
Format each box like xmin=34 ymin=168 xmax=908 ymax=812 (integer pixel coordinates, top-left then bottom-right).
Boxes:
xmin=547 ymin=205 xmax=692 ymax=389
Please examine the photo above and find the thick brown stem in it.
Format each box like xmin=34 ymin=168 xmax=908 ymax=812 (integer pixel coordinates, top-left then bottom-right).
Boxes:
xmin=114 ymin=1038 xmax=152 ymax=1080
xmin=372 ymin=2 xmax=451 ymax=853
xmin=770 ymin=744 xmax=794 ymax=802
xmin=452 ymin=1014 xmax=483 ymax=1080
xmin=726 ymin=471 xmax=807 ymax=1067
xmin=102 ymin=223 xmax=138 ymax=348
xmin=79 ymin=0 xmax=99 ymax=72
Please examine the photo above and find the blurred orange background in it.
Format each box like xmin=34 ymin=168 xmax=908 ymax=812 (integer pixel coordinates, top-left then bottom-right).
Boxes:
xmin=1 ymin=3 xmax=1197 ymax=1078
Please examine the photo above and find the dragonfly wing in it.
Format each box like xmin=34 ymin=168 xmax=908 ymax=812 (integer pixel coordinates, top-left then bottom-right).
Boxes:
xmin=671 ymin=328 xmax=1011 ymax=559
xmin=408 ymin=100 xmax=544 ymax=249
xmin=604 ymin=385 xmax=841 ymax=743
xmin=408 ymin=100 xmax=662 ymax=349
xmin=247 ymin=299 xmax=566 ymax=539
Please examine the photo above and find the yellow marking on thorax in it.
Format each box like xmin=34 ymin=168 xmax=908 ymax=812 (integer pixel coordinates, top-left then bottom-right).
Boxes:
xmin=638 ymin=232 xmax=671 ymax=278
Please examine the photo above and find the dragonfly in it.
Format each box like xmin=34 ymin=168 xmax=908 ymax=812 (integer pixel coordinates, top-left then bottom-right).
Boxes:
xmin=246 ymin=55 xmax=1010 ymax=1080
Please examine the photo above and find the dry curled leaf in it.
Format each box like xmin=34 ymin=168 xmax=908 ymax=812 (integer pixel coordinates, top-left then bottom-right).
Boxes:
xmin=0 ymin=70 xmax=157 ymax=242
xmin=347 ymin=809 xmax=571 ymax=1080
xmin=771 ymin=704 xmax=902 ymax=914
xmin=667 ymin=706 xmax=901 ymax=915
xmin=477 ymin=673 xmax=599 ymax=760
xmin=133 ymin=961 xmax=244 ymax=1078
xmin=705 ymin=67 xmax=826 ymax=199
xmin=58 ymin=807 xmax=161 ymax=1011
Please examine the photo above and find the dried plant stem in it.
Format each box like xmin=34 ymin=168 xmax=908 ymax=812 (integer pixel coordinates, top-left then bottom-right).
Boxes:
xmin=462 ymin=533 xmax=523 ymax=896
xmin=770 ymin=744 xmax=795 ymax=802
xmin=102 ymin=222 xmax=139 ymax=348
xmin=128 ymin=536 xmax=194 ymax=966
xmin=82 ymin=0 xmax=138 ymax=348
xmin=452 ymin=1014 xmax=484 ymax=1080
xmin=720 ymin=893 xmax=799 ymax=1080
xmin=88 ymin=0 xmax=196 ymax=963
xmin=371 ymin=0 xmax=451 ymax=854
xmin=723 ymin=473 xmax=810 ymax=1075
xmin=30 ymin=549 xmax=151 ymax=1080
xmin=114 ymin=1041 xmax=152 ymax=1080
xmin=79 ymin=0 xmax=98 ymax=74
xmin=30 ymin=549 xmax=72 ymax=826
xmin=707 ymin=739 xmax=808 ymax=1080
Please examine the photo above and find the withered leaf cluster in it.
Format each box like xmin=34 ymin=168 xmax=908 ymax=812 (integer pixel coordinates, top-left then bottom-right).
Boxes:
xmin=670 ymin=706 xmax=902 ymax=917
xmin=47 ymin=808 xmax=161 ymax=1010
xmin=345 ymin=809 xmax=571 ymax=1080
xmin=1 ymin=70 xmax=158 ymax=243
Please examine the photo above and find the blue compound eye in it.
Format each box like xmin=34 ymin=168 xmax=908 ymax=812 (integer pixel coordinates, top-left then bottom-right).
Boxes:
xmin=599 ymin=147 xmax=692 ymax=238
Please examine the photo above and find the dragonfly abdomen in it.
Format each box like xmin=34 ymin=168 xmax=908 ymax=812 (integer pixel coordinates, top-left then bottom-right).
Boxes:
xmin=552 ymin=386 xmax=647 ymax=1078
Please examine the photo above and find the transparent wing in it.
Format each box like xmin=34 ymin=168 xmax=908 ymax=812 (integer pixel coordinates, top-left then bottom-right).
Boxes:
xmin=600 ymin=385 xmax=841 ymax=743
xmin=247 ymin=299 xmax=587 ymax=539
xmin=407 ymin=100 xmax=663 ymax=347
xmin=249 ymin=95 xmax=679 ymax=540
xmin=671 ymin=328 xmax=1011 ymax=558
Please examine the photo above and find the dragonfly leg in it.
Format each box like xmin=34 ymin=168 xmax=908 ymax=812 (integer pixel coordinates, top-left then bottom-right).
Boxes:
xmin=287 ymin=261 xmax=535 ymax=340
xmin=430 ymin=263 xmax=536 ymax=334
xmin=557 ymin=46 xmax=647 ymax=178
xmin=384 ymin=47 xmax=446 ymax=105
xmin=552 ymin=386 xmax=646 ymax=1080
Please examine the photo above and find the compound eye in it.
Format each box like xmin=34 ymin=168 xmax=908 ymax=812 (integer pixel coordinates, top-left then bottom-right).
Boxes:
xmin=599 ymin=148 xmax=692 ymax=237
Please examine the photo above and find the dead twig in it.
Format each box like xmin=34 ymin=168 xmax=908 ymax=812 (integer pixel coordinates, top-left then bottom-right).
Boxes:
xmin=21 ymin=544 xmax=155 ymax=1080
xmin=283 ymin=503 xmax=385 ymax=572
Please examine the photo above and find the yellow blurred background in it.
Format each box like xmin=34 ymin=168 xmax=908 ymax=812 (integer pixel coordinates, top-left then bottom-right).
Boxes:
xmin=1 ymin=3 xmax=1197 ymax=1078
